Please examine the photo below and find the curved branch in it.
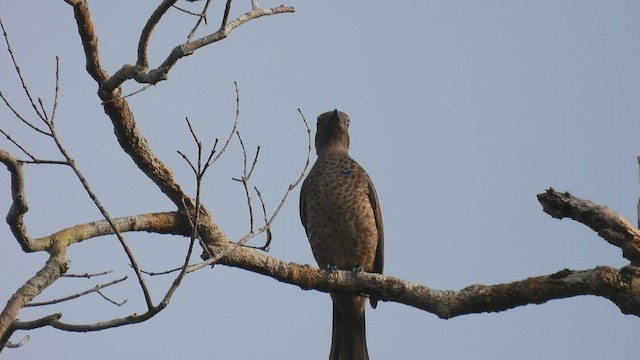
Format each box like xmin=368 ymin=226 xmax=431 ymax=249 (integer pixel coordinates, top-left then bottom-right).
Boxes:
xmin=0 ymin=253 xmax=68 ymax=351
xmin=0 ymin=149 xmax=33 ymax=252
xmin=137 ymin=0 xmax=177 ymax=68
xmin=538 ymin=188 xmax=640 ymax=265
xmin=11 ymin=306 xmax=161 ymax=333
xmin=100 ymin=5 xmax=295 ymax=91
xmin=33 ymin=212 xmax=190 ymax=252
xmin=5 ymin=211 xmax=639 ymax=338
xmin=63 ymin=0 xmax=108 ymax=83
xmin=210 ymin=243 xmax=640 ymax=319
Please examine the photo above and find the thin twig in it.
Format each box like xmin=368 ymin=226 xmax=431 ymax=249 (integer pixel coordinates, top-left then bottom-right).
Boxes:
xmin=0 ymin=92 xmax=50 ymax=136
xmin=220 ymin=0 xmax=233 ymax=28
xmin=4 ymin=335 xmax=29 ymax=349
xmin=243 ymin=186 xmax=271 ymax=250
xmin=201 ymin=138 xmax=219 ymax=174
xmin=0 ymin=18 xmax=46 ymax=122
xmin=51 ymin=56 xmax=60 ymax=126
xmin=48 ymin=124 xmax=154 ymax=310
xmin=137 ymin=0 xmax=177 ymax=68
xmin=208 ymin=82 xmax=241 ymax=166
xmin=177 ymin=115 xmax=221 ymax=260
xmin=100 ymin=84 xmax=154 ymax=105
xmin=37 ymin=98 xmax=49 ymax=122
xmin=232 ymin=131 xmax=257 ymax=232
xmin=141 ymin=267 xmax=181 ymax=276
xmin=62 ymin=270 xmax=113 ymax=278
xmin=99 ymin=6 xmax=295 ymax=91
xmin=191 ymin=108 xmax=313 ymax=269
xmin=172 ymin=4 xmax=202 ymax=17
xmin=264 ymin=108 xmax=312 ymax=227
xmin=20 ymin=159 xmax=70 ymax=165
xmin=2 ymin=27 xmax=154 ymax=307
xmin=248 ymin=145 xmax=260 ymax=178
xmin=26 ymin=277 xmax=127 ymax=307
xmin=180 ymin=0 xmax=213 ymax=41
xmin=0 ymin=128 xmax=36 ymax=161
xmin=97 ymin=290 xmax=128 ymax=306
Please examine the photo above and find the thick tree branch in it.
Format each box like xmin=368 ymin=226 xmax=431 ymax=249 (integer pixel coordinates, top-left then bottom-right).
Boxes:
xmin=4 ymin=204 xmax=639 ymax=341
xmin=137 ymin=0 xmax=177 ymax=68
xmin=0 ymin=149 xmax=33 ymax=252
xmin=209 ymin=244 xmax=640 ymax=319
xmin=62 ymin=0 xmax=232 ymax=247
xmin=538 ymin=188 xmax=640 ymax=266
xmin=30 ymin=212 xmax=189 ymax=252
xmin=62 ymin=0 xmax=108 ymax=83
xmin=0 ymin=253 xmax=68 ymax=351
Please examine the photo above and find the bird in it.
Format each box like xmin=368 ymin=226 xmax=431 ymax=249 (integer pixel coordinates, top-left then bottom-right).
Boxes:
xmin=299 ymin=109 xmax=384 ymax=360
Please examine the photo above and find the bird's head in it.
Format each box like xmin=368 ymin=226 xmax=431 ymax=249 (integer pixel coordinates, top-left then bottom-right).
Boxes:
xmin=315 ymin=109 xmax=350 ymax=156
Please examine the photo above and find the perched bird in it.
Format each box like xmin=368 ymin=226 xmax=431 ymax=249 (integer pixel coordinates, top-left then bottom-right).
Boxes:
xmin=300 ymin=109 xmax=384 ymax=360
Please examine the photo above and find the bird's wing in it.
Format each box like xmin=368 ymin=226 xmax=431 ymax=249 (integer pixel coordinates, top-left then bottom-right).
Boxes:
xmin=299 ymin=184 xmax=309 ymax=237
xmin=368 ymin=179 xmax=384 ymax=275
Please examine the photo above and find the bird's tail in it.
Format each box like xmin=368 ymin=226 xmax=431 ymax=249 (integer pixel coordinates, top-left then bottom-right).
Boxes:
xmin=330 ymin=303 xmax=369 ymax=360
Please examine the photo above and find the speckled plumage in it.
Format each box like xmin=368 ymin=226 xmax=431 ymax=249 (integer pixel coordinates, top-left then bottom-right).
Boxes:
xmin=300 ymin=109 xmax=383 ymax=360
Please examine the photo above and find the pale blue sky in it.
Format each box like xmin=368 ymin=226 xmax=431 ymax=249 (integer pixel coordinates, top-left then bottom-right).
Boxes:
xmin=1 ymin=1 xmax=639 ymax=359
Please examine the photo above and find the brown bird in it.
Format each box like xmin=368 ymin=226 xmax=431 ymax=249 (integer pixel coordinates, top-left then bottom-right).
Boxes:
xmin=299 ymin=109 xmax=384 ymax=360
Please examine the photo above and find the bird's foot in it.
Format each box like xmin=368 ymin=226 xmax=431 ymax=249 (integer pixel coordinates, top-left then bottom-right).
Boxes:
xmin=352 ymin=266 xmax=366 ymax=279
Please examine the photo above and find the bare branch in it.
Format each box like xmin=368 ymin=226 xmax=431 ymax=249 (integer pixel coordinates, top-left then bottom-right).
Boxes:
xmin=246 ymin=186 xmax=271 ymax=250
xmin=50 ymin=56 xmax=60 ymax=126
xmin=206 ymin=82 xmax=241 ymax=168
xmin=36 ymin=98 xmax=49 ymax=122
xmin=137 ymin=0 xmax=177 ymax=68
xmin=38 ymin=212 xmax=187 ymax=253
xmin=248 ymin=145 xmax=260 ymax=179
xmin=177 ymin=150 xmax=198 ymax=175
xmin=0 ymin=18 xmax=46 ymax=122
xmin=264 ymin=109 xmax=312 ymax=227
xmin=11 ymin=308 xmax=160 ymax=333
xmin=26 ymin=277 xmax=127 ymax=307
xmin=176 ymin=0 xmax=214 ymax=41
xmin=63 ymin=0 xmax=109 ymax=83
xmin=20 ymin=159 xmax=69 ymax=165
xmin=0 ymin=254 xmax=68 ymax=350
xmin=205 ymin=242 xmax=640 ymax=319
xmin=8 ymin=314 xmax=61 ymax=333
xmin=0 ymin=129 xmax=36 ymax=161
xmin=0 ymin=92 xmax=50 ymax=136
xmin=62 ymin=271 xmax=113 ymax=278
xmin=221 ymin=0 xmax=233 ymax=28
xmin=172 ymin=4 xmax=203 ymax=18
xmin=0 ymin=149 xmax=33 ymax=252
xmin=100 ymin=6 xmax=295 ymax=91
xmin=233 ymin=130 xmax=258 ymax=232
xmin=537 ymin=188 xmax=640 ymax=265
xmin=46 ymin=125 xmax=154 ymax=309
xmin=97 ymin=290 xmax=127 ymax=307
xmin=4 ymin=335 xmax=28 ymax=349
xmin=103 ymin=84 xmax=153 ymax=104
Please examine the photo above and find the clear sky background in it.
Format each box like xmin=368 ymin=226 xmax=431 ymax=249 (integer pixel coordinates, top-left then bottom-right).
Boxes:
xmin=1 ymin=1 xmax=639 ymax=359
